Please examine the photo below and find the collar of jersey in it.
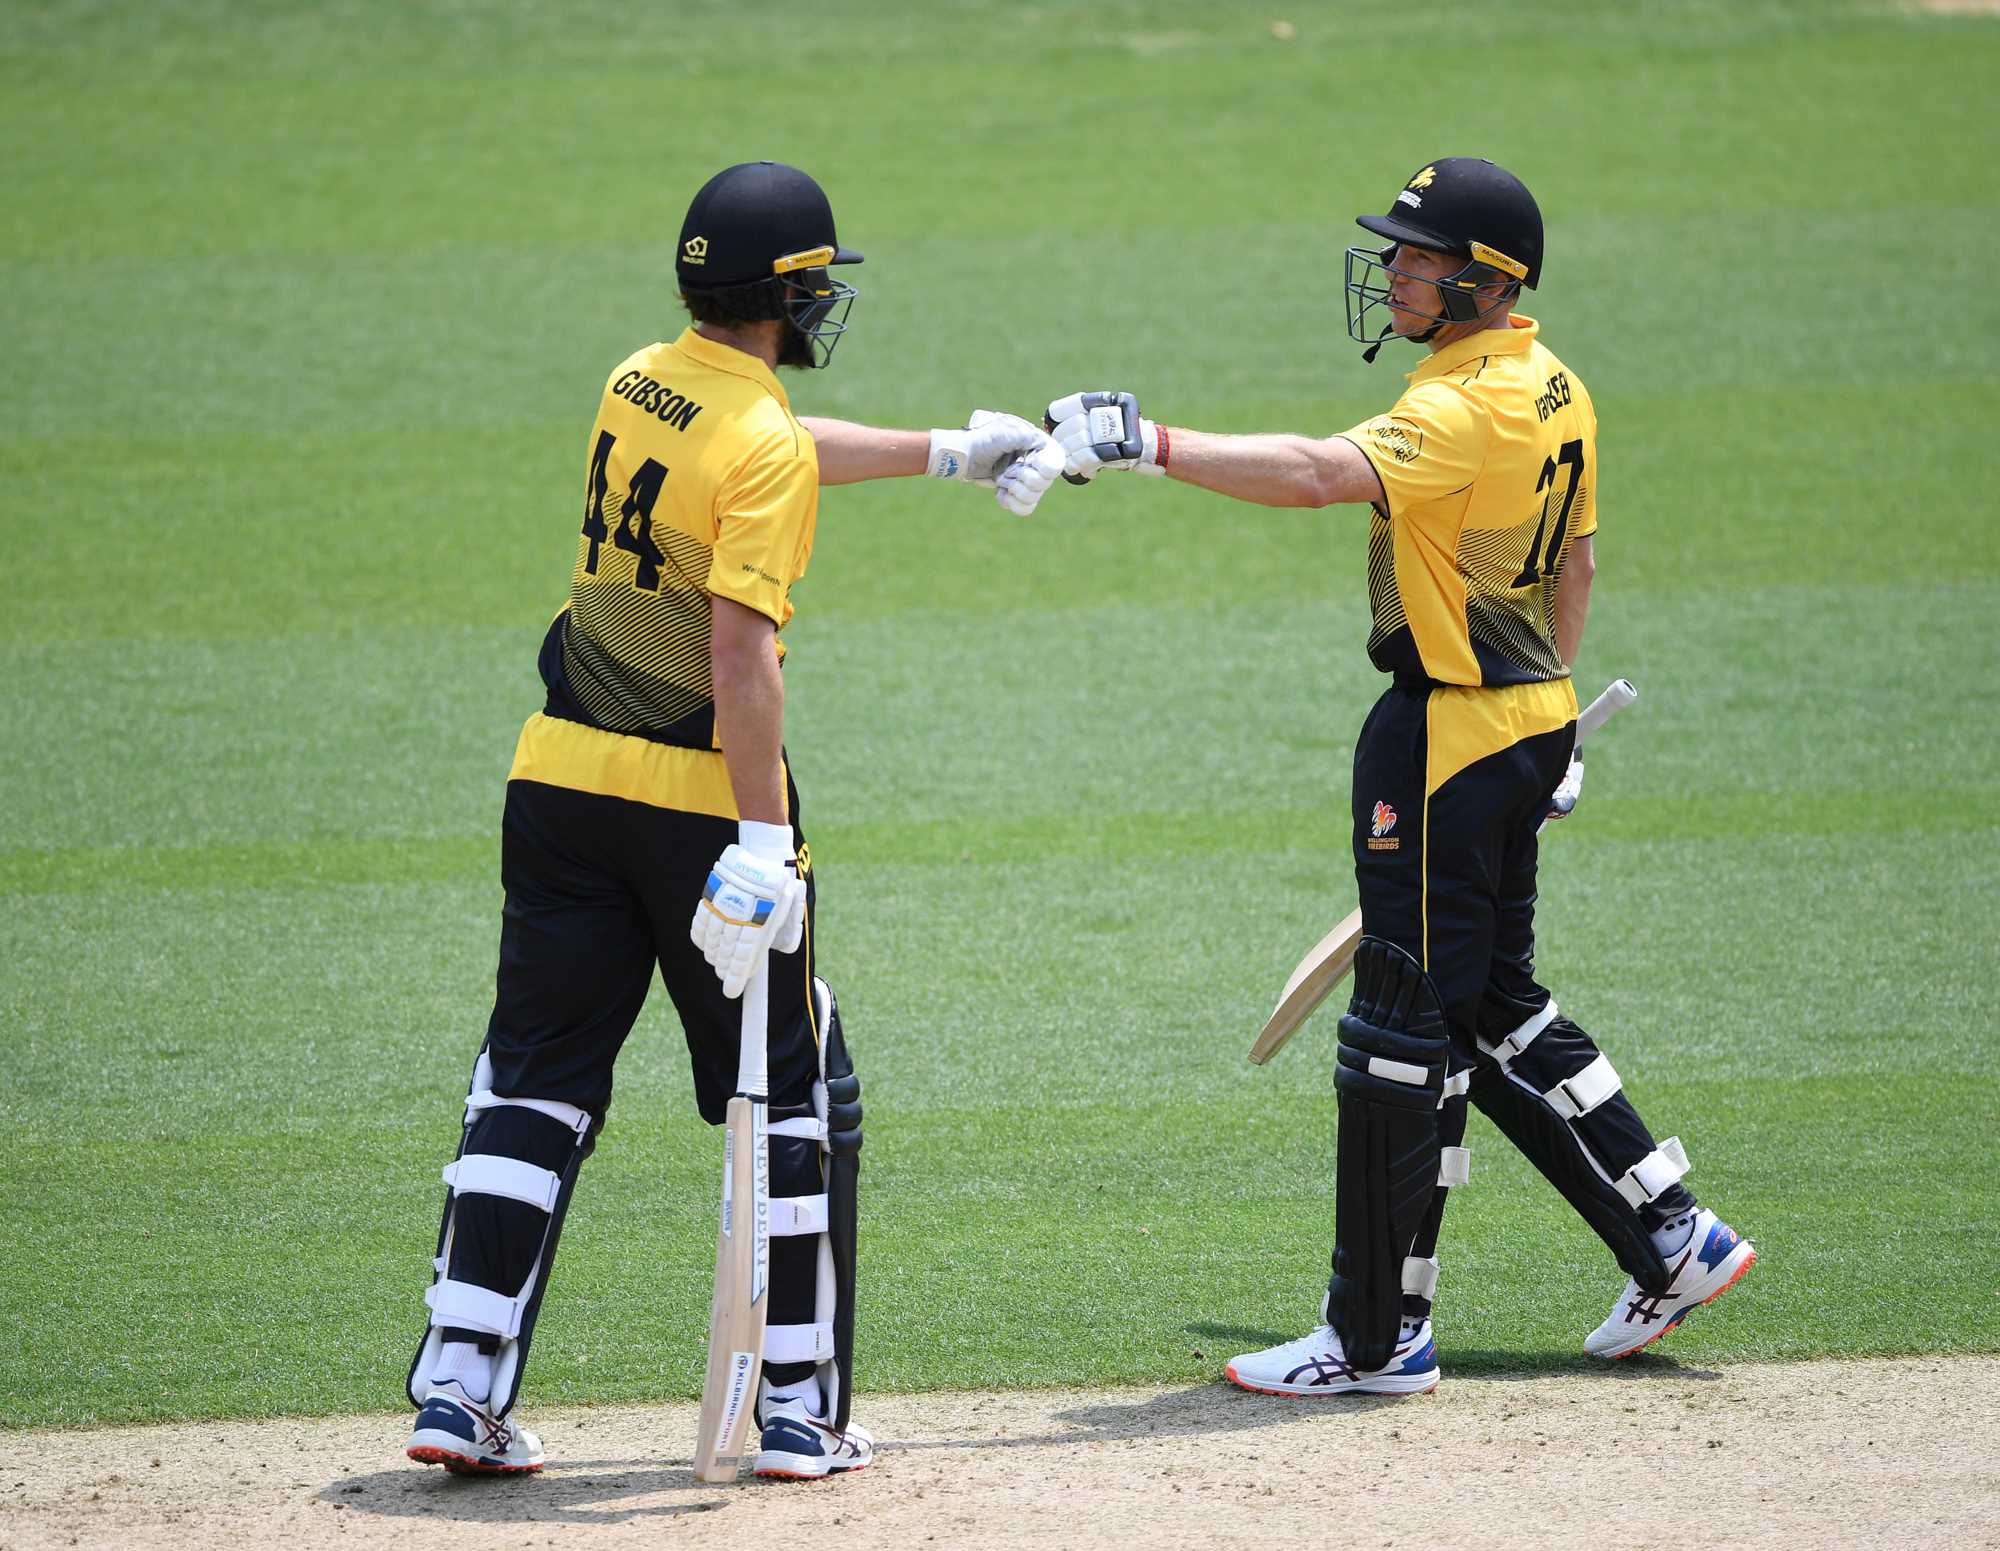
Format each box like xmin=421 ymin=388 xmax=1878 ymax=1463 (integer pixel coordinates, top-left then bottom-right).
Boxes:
xmin=1409 ymin=313 xmax=1538 ymax=383
xmin=671 ymin=326 xmax=792 ymax=408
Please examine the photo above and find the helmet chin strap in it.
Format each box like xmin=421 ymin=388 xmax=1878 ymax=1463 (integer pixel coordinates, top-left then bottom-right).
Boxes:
xmin=1360 ymin=319 xmax=1441 ymax=365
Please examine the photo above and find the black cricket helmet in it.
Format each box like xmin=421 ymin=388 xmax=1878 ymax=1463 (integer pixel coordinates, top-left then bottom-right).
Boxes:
xmin=1344 ymin=157 xmax=1542 ymax=357
xmin=676 ymin=161 xmax=864 ymax=367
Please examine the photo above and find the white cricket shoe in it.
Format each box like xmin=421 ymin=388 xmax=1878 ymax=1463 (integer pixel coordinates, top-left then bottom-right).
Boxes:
xmin=753 ymin=1395 xmax=875 ymax=1480
xmin=405 ymin=1383 xmax=545 ymax=1474
xmin=1226 ymin=1318 xmax=1440 ymax=1397
xmin=1585 ymin=1209 xmax=1756 ymax=1359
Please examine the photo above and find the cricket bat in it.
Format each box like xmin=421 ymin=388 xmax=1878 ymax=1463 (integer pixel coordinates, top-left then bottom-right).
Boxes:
xmin=694 ymin=959 xmax=772 ymax=1483
xmin=1247 ymin=678 xmax=1639 ymax=1065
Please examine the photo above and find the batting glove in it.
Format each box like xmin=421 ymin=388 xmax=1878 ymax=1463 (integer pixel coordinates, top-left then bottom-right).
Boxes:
xmin=1537 ymin=755 xmax=1584 ymax=834
xmin=690 ymin=820 xmax=807 ymax=999
xmin=993 ymin=439 xmax=1069 ymax=517
xmin=1044 ymin=391 xmax=1168 ymax=482
xmin=927 ymin=410 xmax=1052 ymax=488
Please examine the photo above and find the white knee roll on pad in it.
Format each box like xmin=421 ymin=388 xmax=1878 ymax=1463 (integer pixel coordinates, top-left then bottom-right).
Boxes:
xmin=1543 ymin=1053 xmax=1621 ymax=1120
xmin=1401 ymin=1256 xmax=1440 ymax=1300
xmin=1438 ymin=1146 xmax=1471 ymax=1187
xmin=442 ymin=1154 xmax=565 ymax=1212
xmin=1614 ymin=1135 xmax=1690 ymax=1207
xmin=764 ymin=1320 xmax=835 ymax=1364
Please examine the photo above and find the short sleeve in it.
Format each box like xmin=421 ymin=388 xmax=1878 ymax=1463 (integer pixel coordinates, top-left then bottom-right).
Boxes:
xmin=1569 ymin=394 xmax=1598 ymax=540
xmin=1340 ymin=380 xmax=1490 ymax=526
xmin=708 ymin=437 xmax=818 ymax=626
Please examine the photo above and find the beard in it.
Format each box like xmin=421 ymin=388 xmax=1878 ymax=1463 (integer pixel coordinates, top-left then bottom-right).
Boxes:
xmin=775 ymin=321 xmax=818 ymax=370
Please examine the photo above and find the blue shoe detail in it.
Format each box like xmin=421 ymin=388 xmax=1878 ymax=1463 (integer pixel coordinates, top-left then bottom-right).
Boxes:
xmin=413 ymin=1397 xmax=478 ymax=1444
xmin=761 ymin=1417 xmax=828 ymax=1457
xmin=1397 ymin=1337 xmax=1438 ymax=1372
xmin=1697 ymin=1221 xmax=1741 ymax=1271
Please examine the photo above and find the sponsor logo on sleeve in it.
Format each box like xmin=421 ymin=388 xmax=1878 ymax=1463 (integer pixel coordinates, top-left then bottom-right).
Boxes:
xmin=1366 ymin=417 xmax=1424 ymax=465
xmin=1368 ymin=800 xmax=1401 ymax=851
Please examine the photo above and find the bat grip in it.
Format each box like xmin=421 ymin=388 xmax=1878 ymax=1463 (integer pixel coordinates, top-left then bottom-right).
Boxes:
xmin=738 ymin=960 xmax=770 ymax=1100
xmin=1575 ymin=677 xmax=1637 ymax=745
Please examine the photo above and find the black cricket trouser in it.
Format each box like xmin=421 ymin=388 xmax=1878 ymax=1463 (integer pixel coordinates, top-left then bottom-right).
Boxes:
xmin=1350 ymin=682 xmax=1569 ymax=1054
xmin=447 ymin=773 xmax=827 ymax=1380
xmin=1347 ymin=681 xmax=1695 ymax=1296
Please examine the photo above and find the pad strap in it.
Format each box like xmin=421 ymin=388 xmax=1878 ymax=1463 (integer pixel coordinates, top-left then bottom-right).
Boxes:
xmin=425 ymin=1277 xmax=524 ymax=1339
xmin=770 ymin=1193 xmax=830 ymax=1237
xmin=1479 ymin=999 xmax=1558 ymax=1066
xmin=1614 ymin=1136 xmax=1691 ymax=1207
xmin=466 ymin=1088 xmax=592 ymax=1136
xmin=1440 ymin=1069 xmax=1472 ymax=1101
xmin=1401 ymin=1256 xmax=1439 ymax=1300
xmin=768 ymin=1116 xmax=828 ymax=1143
xmin=442 ymin=1154 xmax=564 ymax=1212
xmin=1543 ymin=1053 xmax=1621 ymax=1120
xmin=1368 ymin=1055 xmax=1432 ymax=1087
xmin=1438 ymin=1146 xmax=1471 ymax=1188
xmin=764 ymin=1321 xmax=835 ymax=1364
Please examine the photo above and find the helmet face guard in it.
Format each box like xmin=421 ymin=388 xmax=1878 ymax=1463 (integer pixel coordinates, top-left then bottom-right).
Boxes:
xmin=773 ymin=244 xmax=856 ymax=368
xmin=1344 ymin=242 xmax=1521 ymax=351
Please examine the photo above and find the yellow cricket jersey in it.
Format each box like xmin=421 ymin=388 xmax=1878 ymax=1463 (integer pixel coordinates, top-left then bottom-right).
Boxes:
xmin=1341 ymin=315 xmax=1596 ymax=692
xmin=508 ymin=327 xmax=818 ymax=819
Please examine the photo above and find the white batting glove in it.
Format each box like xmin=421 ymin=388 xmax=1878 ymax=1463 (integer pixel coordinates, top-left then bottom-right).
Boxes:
xmin=1044 ymin=391 xmax=1167 ymax=481
xmin=993 ymin=439 xmax=1069 ymax=517
xmin=1537 ymin=755 xmax=1584 ymax=835
xmin=690 ymin=820 xmax=807 ymax=999
xmin=927 ymin=411 xmax=1052 ymax=488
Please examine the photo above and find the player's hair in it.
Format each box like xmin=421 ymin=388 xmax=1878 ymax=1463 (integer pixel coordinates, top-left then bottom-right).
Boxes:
xmin=678 ymin=279 xmax=788 ymax=325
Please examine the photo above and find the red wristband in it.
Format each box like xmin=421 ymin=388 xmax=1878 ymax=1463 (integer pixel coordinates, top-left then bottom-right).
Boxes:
xmin=1154 ymin=423 xmax=1171 ymax=469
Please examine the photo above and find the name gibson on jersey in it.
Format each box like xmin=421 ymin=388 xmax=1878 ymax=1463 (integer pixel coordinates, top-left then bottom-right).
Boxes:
xmin=611 ymin=370 xmax=705 ymax=432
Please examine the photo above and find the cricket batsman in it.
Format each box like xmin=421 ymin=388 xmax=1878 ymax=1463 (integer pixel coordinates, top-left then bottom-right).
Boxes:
xmin=401 ymin=160 xmax=1065 ymax=1477
xmin=1043 ymin=157 xmax=1754 ymax=1394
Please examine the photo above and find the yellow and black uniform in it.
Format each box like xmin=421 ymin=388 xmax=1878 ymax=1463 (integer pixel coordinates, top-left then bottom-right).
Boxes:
xmin=457 ymin=329 xmax=832 ymax=1387
xmin=1337 ymin=313 xmax=1594 ymax=1040
xmin=1333 ymin=314 xmax=1693 ymax=1314
xmin=513 ymin=325 xmax=820 ymax=820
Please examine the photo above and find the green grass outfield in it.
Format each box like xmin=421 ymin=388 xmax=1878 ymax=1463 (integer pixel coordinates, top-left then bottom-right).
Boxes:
xmin=3 ymin=0 xmax=1996 ymax=1428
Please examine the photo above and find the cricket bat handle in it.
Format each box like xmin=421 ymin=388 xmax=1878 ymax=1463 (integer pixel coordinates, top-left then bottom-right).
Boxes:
xmin=1575 ymin=678 xmax=1637 ymax=744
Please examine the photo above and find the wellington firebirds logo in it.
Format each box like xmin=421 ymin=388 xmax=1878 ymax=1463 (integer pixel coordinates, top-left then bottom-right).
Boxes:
xmin=1367 ymin=800 xmax=1400 ymax=851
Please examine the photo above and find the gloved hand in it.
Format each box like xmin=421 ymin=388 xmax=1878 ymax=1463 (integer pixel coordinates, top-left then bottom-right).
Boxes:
xmin=927 ymin=411 xmax=1052 ymax=488
xmin=690 ymin=820 xmax=807 ymax=999
xmin=1043 ymin=391 xmax=1167 ymax=482
xmin=993 ymin=439 xmax=1069 ymax=517
xmin=1537 ymin=755 xmax=1584 ymax=835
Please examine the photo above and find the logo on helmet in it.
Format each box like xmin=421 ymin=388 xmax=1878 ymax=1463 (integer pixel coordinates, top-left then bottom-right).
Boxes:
xmin=1408 ymin=166 xmax=1438 ymax=191
xmin=682 ymin=236 xmax=709 ymax=266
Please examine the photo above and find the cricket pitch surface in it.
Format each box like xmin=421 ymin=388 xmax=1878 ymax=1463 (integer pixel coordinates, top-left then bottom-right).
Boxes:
xmin=6 ymin=1356 xmax=1994 ymax=1550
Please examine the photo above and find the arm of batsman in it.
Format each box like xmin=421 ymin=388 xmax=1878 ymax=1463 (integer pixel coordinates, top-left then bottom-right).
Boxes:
xmin=689 ymin=827 xmax=808 ymax=999
xmin=1044 ymin=390 xmax=1166 ymax=482
xmin=927 ymin=410 xmax=1051 ymax=487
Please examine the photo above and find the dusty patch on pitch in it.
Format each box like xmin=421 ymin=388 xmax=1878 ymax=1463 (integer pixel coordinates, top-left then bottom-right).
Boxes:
xmin=4 ymin=1357 xmax=1995 ymax=1550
